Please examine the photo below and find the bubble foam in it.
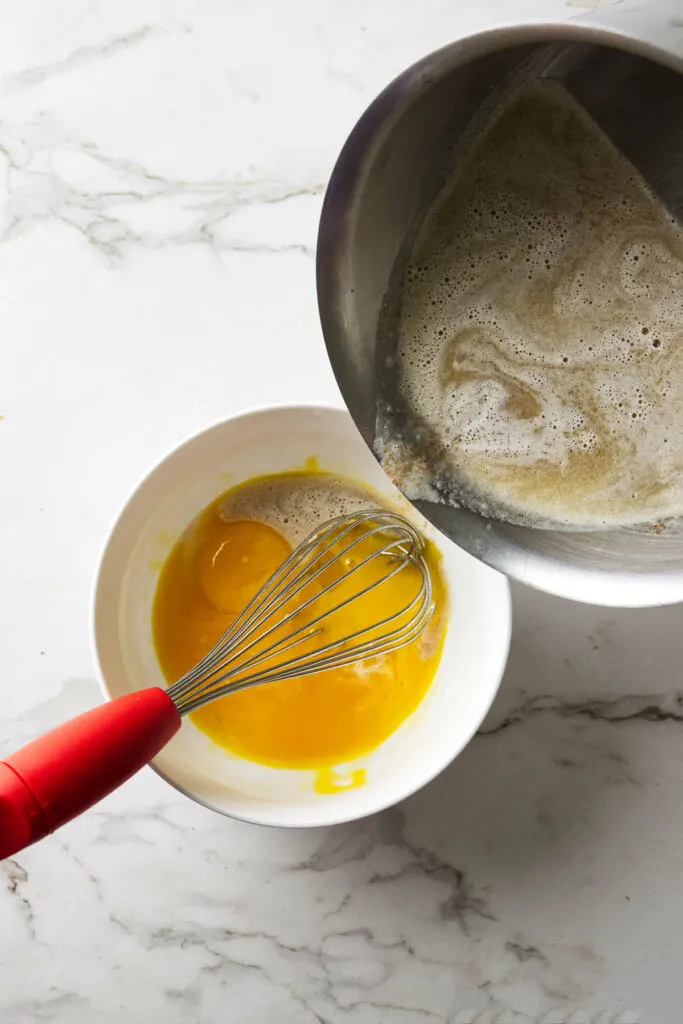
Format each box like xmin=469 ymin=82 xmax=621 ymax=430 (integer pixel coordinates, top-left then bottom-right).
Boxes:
xmin=217 ymin=473 xmax=378 ymax=544
xmin=384 ymin=80 xmax=683 ymax=529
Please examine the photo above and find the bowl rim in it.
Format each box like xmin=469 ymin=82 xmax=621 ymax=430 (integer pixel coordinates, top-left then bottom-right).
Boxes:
xmin=316 ymin=21 xmax=683 ymax=609
xmin=91 ymin=401 xmax=511 ymax=828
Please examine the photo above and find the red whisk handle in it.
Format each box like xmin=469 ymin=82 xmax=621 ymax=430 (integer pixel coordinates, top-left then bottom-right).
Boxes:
xmin=0 ymin=688 xmax=181 ymax=860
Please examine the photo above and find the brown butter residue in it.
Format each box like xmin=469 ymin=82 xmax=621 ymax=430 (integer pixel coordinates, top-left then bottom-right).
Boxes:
xmin=389 ymin=80 xmax=683 ymax=528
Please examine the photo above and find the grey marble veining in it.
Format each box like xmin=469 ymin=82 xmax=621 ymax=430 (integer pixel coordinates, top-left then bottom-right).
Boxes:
xmin=2 ymin=584 xmax=682 ymax=1022
xmin=0 ymin=0 xmax=679 ymax=1021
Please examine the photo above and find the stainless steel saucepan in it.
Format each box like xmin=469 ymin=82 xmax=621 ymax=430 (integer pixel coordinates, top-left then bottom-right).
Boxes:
xmin=317 ymin=0 xmax=683 ymax=608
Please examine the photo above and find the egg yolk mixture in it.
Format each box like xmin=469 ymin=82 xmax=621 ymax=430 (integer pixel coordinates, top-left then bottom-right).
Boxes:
xmin=152 ymin=472 xmax=447 ymax=775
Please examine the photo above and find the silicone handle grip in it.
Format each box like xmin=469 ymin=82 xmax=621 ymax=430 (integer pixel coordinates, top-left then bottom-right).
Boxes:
xmin=0 ymin=688 xmax=181 ymax=860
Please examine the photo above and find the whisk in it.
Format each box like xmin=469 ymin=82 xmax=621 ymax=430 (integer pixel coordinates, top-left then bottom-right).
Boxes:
xmin=0 ymin=510 xmax=433 ymax=859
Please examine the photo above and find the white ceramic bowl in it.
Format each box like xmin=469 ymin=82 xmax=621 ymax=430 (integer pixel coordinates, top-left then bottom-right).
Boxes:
xmin=93 ymin=405 xmax=511 ymax=827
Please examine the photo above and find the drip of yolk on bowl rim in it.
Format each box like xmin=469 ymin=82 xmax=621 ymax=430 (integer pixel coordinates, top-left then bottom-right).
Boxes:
xmin=152 ymin=471 xmax=447 ymax=793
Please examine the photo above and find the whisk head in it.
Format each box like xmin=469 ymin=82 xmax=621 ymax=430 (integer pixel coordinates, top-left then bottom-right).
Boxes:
xmin=168 ymin=509 xmax=434 ymax=715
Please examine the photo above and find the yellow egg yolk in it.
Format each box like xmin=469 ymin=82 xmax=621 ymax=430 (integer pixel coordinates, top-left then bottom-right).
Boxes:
xmin=152 ymin=482 xmax=447 ymax=772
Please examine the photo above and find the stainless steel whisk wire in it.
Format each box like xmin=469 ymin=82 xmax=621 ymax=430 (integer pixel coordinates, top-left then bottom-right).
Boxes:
xmin=169 ymin=510 xmax=434 ymax=715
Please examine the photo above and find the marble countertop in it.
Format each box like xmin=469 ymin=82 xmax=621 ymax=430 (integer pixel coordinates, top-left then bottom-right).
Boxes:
xmin=1 ymin=0 xmax=681 ymax=1021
